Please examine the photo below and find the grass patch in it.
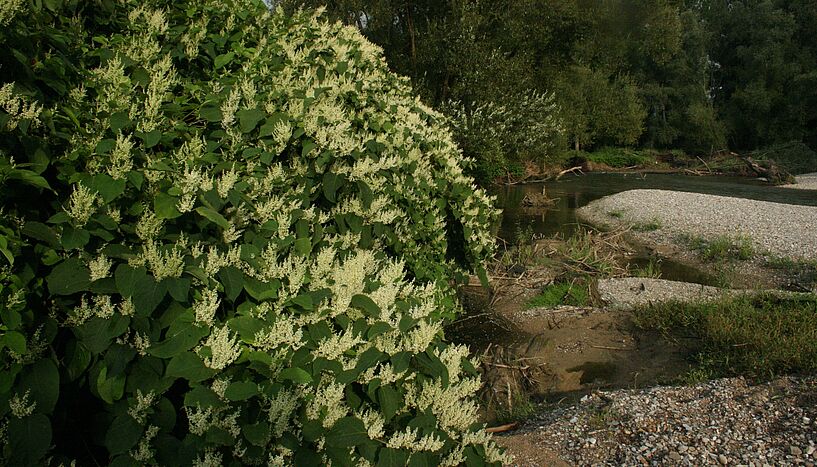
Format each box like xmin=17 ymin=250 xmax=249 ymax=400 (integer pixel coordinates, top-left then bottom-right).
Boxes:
xmin=526 ymin=282 xmax=589 ymax=308
xmin=766 ymin=256 xmax=817 ymax=291
xmin=630 ymin=258 xmax=662 ymax=279
xmin=633 ymin=294 xmax=817 ymax=378
xmin=607 ymin=210 xmax=624 ymax=219
xmin=687 ymin=234 xmax=754 ymax=261
xmin=632 ymin=218 xmax=662 ymax=232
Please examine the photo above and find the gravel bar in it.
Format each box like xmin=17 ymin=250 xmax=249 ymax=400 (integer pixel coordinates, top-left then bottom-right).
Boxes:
xmin=578 ymin=189 xmax=817 ymax=260
xmin=503 ymin=377 xmax=817 ymax=466
xmin=783 ymin=173 xmax=817 ymax=191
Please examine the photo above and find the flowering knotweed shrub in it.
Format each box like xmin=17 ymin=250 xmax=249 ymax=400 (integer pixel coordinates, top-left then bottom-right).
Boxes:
xmin=0 ymin=0 xmax=503 ymax=465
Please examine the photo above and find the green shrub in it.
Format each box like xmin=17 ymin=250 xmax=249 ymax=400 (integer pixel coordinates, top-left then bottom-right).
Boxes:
xmin=0 ymin=1 xmax=506 ymax=465
xmin=586 ymin=147 xmax=653 ymax=168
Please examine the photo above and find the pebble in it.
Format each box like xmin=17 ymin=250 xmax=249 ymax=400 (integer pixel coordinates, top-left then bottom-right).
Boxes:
xmin=498 ymin=376 xmax=817 ymax=466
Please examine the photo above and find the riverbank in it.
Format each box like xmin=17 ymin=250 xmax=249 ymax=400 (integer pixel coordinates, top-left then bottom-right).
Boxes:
xmin=784 ymin=172 xmax=817 ymax=190
xmin=577 ymin=189 xmax=817 ymax=261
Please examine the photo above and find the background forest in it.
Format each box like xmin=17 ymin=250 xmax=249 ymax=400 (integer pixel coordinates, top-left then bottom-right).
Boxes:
xmin=281 ymin=0 xmax=817 ymax=181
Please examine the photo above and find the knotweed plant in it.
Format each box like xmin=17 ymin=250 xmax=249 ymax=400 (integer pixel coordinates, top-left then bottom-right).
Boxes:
xmin=0 ymin=0 xmax=504 ymax=465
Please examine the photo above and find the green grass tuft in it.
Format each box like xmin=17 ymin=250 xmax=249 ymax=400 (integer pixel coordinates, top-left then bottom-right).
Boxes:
xmin=687 ymin=234 xmax=754 ymax=261
xmin=633 ymin=294 xmax=817 ymax=379
xmin=526 ymin=282 xmax=589 ymax=308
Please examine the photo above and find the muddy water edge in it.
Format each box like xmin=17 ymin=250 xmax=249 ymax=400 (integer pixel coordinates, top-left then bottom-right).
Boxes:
xmin=449 ymin=173 xmax=817 ymax=423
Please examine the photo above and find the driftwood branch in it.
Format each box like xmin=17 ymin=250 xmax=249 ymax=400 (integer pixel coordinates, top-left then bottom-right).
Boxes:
xmin=555 ymin=166 xmax=584 ymax=180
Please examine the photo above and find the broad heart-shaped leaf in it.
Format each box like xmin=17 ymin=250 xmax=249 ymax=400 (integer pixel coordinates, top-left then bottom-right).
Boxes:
xmin=377 ymin=386 xmax=402 ymax=421
xmin=60 ymin=225 xmax=90 ymax=250
xmin=18 ymin=358 xmax=60 ymax=414
xmin=228 ymin=315 xmax=264 ymax=343
xmin=115 ymin=265 xmax=167 ymax=316
xmin=218 ymin=266 xmax=244 ymax=302
xmin=154 ymin=192 xmax=182 ymax=219
xmin=376 ymin=448 xmax=410 ymax=467
xmin=224 ymin=381 xmax=258 ymax=401
xmin=242 ymin=421 xmax=270 ymax=447
xmin=214 ymin=51 xmax=235 ymax=69
xmin=74 ymin=315 xmax=130 ymax=355
xmin=21 ymin=221 xmax=60 ymax=247
xmin=87 ymin=173 xmax=126 ymax=203
xmin=165 ymin=352 xmax=216 ymax=383
xmin=2 ymin=331 xmax=26 ymax=354
xmin=322 ymin=172 xmax=343 ymax=203
xmin=351 ymin=294 xmax=381 ymax=317
xmin=47 ymin=257 xmax=90 ymax=295
xmin=8 ymin=414 xmax=51 ymax=465
xmin=199 ymin=104 xmax=222 ymax=123
xmin=96 ymin=365 xmax=126 ymax=404
xmin=195 ymin=206 xmax=229 ymax=229
xmin=325 ymin=416 xmax=369 ymax=448
xmin=237 ymin=108 xmax=266 ymax=133
xmin=149 ymin=312 xmax=210 ymax=359
xmin=105 ymin=414 xmax=143 ymax=455
xmin=279 ymin=367 xmax=312 ymax=384
xmin=243 ymin=276 xmax=279 ymax=301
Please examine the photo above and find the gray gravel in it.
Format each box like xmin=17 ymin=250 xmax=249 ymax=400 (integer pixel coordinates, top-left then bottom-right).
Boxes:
xmin=783 ymin=173 xmax=817 ymax=190
xmin=597 ymin=278 xmax=725 ymax=309
xmin=578 ymin=189 xmax=817 ymax=261
xmin=507 ymin=377 xmax=817 ymax=466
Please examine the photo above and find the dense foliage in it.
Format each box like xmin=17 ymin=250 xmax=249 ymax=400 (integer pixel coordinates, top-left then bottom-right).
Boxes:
xmin=282 ymin=0 xmax=817 ymax=178
xmin=0 ymin=1 xmax=506 ymax=465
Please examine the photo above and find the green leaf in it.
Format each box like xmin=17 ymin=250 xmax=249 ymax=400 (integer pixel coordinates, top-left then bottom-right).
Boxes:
xmin=2 ymin=331 xmax=26 ymax=354
xmin=301 ymin=140 xmax=317 ymax=158
xmin=97 ymin=366 xmax=126 ymax=404
xmin=224 ymin=381 xmax=258 ymax=401
xmin=291 ymin=293 xmax=313 ymax=311
xmin=377 ymin=386 xmax=402 ymax=421
xmin=367 ymin=321 xmax=392 ymax=340
xmin=228 ymin=316 xmax=265 ymax=343
xmin=351 ymin=294 xmax=381 ymax=317
xmin=109 ymin=111 xmax=131 ymax=131
xmin=61 ymin=226 xmax=90 ymax=250
xmin=115 ymin=265 xmax=166 ymax=315
xmin=279 ymin=367 xmax=312 ymax=384
xmin=322 ymin=172 xmax=343 ymax=203
xmin=218 ymin=266 xmax=244 ymax=302
xmin=214 ymin=52 xmax=235 ymax=69
xmin=142 ymin=130 xmax=162 ymax=148
xmin=88 ymin=173 xmax=126 ymax=203
xmin=243 ymin=277 xmax=279 ymax=301
xmin=294 ymin=237 xmax=311 ymax=256
xmin=242 ymin=421 xmax=270 ymax=447
xmin=237 ymin=108 xmax=266 ymax=133
xmin=19 ymin=359 xmax=60 ymax=414
xmin=165 ymin=352 xmax=216 ymax=383
xmin=200 ymin=104 xmax=222 ymax=123
xmin=376 ymin=448 xmax=410 ymax=467
xmin=325 ymin=417 xmax=368 ymax=448
xmin=22 ymin=221 xmax=60 ymax=247
xmin=149 ymin=315 xmax=209 ymax=359
xmin=166 ymin=277 xmax=191 ymax=302
xmin=195 ymin=206 xmax=229 ymax=229
xmin=65 ymin=340 xmax=92 ymax=381
xmin=8 ymin=414 xmax=51 ymax=465
xmin=47 ymin=258 xmax=90 ymax=295
xmin=105 ymin=415 xmax=143 ymax=455
xmin=74 ymin=315 xmax=131 ymax=355
xmin=154 ymin=193 xmax=182 ymax=219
